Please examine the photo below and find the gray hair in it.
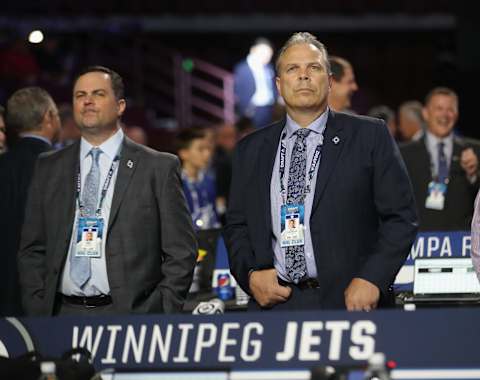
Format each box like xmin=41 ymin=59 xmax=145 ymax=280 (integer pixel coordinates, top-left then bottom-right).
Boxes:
xmin=399 ymin=100 xmax=424 ymax=124
xmin=275 ymin=32 xmax=331 ymax=74
xmin=6 ymin=87 xmax=55 ymax=133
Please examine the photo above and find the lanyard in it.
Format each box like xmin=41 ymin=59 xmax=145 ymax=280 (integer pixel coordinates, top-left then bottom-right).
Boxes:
xmin=182 ymin=172 xmax=210 ymax=218
xmin=279 ymin=130 xmax=323 ymax=203
xmin=76 ymin=154 xmax=120 ymax=218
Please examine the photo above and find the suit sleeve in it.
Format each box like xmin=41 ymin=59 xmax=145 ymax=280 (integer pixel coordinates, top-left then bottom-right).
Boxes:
xmin=357 ymin=122 xmax=419 ymax=293
xmin=156 ymin=156 xmax=197 ymax=313
xmin=17 ymin=159 xmax=47 ymax=316
xmin=223 ymin=143 xmax=257 ymax=294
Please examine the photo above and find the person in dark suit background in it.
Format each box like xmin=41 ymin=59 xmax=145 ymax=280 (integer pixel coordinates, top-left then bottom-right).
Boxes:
xmin=224 ymin=32 xmax=417 ymax=312
xmin=234 ymin=38 xmax=277 ymax=129
xmin=400 ymin=87 xmax=480 ymax=232
xmin=0 ymin=87 xmax=60 ymax=316
xmin=0 ymin=105 xmax=6 ymax=154
xmin=327 ymin=56 xmax=358 ymax=114
xmin=18 ymin=66 xmax=197 ymax=316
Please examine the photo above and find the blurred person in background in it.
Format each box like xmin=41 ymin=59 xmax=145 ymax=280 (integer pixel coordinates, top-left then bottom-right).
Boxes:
xmin=55 ymin=103 xmax=81 ymax=149
xmin=236 ymin=116 xmax=256 ymax=140
xmin=212 ymin=122 xmax=238 ymax=221
xmin=328 ymin=56 xmax=358 ymax=113
xmin=176 ymin=127 xmax=220 ymax=230
xmin=398 ymin=100 xmax=425 ymax=142
xmin=400 ymin=87 xmax=480 ymax=231
xmin=368 ymin=105 xmax=397 ymax=138
xmin=0 ymin=38 xmax=40 ymax=85
xmin=124 ymin=125 xmax=148 ymax=146
xmin=234 ymin=38 xmax=277 ymax=129
xmin=0 ymin=105 xmax=6 ymax=154
xmin=0 ymin=87 xmax=60 ymax=316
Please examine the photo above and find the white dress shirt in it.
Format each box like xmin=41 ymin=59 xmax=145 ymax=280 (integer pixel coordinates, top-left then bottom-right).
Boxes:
xmin=60 ymin=128 xmax=124 ymax=296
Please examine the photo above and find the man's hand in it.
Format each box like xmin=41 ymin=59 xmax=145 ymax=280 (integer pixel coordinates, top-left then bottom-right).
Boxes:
xmin=344 ymin=278 xmax=380 ymax=311
xmin=249 ymin=268 xmax=292 ymax=308
xmin=461 ymin=148 xmax=478 ymax=178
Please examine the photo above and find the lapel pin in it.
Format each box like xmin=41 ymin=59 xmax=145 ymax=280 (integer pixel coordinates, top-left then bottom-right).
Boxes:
xmin=127 ymin=160 xmax=134 ymax=169
xmin=332 ymin=136 xmax=340 ymax=145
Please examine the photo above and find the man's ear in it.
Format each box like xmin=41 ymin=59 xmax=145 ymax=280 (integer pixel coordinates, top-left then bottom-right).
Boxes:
xmin=117 ymin=99 xmax=126 ymax=117
xmin=275 ymin=76 xmax=282 ymax=96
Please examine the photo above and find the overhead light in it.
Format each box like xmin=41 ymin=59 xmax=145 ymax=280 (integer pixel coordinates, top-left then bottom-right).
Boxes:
xmin=28 ymin=30 xmax=44 ymax=44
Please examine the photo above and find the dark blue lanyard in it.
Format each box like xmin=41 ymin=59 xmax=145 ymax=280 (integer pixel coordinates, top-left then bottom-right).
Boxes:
xmin=76 ymin=155 xmax=120 ymax=217
xmin=279 ymin=130 xmax=323 ymax=203
xmin=182 ymin=172 xmax=210 ymax=216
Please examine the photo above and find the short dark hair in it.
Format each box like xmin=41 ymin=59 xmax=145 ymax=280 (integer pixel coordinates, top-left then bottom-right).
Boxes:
xmin=425 ymin=87 xmax=458 ymax=107
xmin=0 ymin=105 xmax=5 ymax=118
xmin=328 ymin=56 xmax=352 ymax=82
xmin=175 ymin=127 xmax=207 ymax=152
xmin=74 ymin=65 xmax=125 ymax=100
xmin=6 ymin=87 xmax=55 ymax=133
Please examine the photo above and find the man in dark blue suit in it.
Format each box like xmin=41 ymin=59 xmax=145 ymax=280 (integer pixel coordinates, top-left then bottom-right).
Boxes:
xmin=234 ymin=38 xmax=277 ymax=129
xmin=0 ymin=87 xmax=60 ymax=316
xmin=224 ymin=32 xmax=418 ymax=312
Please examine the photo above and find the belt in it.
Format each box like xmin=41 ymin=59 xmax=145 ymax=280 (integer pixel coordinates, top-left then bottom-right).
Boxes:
xmin=60 ymin=293 xmax=112 ymax=307
xmin=278 ymin=277 xmax=320 ymax=290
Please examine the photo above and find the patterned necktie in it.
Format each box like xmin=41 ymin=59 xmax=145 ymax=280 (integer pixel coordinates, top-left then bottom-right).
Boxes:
xmin=70 ymin=148 xmax=102 ymax=288
xmin=285 ymin=128 xmax=311 ymax=284
xmin=437 ymin=141 xmax=448 ymax=183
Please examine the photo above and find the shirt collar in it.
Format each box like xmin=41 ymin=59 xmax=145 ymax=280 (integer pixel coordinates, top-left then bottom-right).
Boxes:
xmin=80 ymin=128 xmax=124 ymax=161
xmin=425 ymin=130 xmax=453 ymax=150
xmin=246 ymin=54 xmax=264 ymax=70
xmin=19 ymin=133 xmax=52 ymax=146
xmin=182 ymin=169 xmax=205 ymax=184
xmin=285 ymin=108 xmax=329 ymax=140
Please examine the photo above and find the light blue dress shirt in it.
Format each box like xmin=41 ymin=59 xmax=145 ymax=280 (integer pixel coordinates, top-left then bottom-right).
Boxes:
xmin=425 ymin=130 xmax=453 ymax=179
xmin=270 ymin=110 xmax=328 ymax=281
xmin=60 ymin=128 xmax=124 ymax=296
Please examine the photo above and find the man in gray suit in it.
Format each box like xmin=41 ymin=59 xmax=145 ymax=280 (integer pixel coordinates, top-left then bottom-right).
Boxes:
xmin=18 ymin=66 xmax=197 ymax=316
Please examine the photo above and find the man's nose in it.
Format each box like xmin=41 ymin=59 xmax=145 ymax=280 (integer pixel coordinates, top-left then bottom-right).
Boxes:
xmin=83 ymin=94 xmax=94 ymax=104
xmin=298 ymin=68 xmax=309 ymax=80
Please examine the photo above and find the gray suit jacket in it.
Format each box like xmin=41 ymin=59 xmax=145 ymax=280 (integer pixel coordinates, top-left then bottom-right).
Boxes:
xmin=18 ymin=136 xmax=197 ymax=316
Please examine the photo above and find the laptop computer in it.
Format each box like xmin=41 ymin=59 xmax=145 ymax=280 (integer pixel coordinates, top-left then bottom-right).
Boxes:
xmin=407 ymin=257 xmax=480 ymax=303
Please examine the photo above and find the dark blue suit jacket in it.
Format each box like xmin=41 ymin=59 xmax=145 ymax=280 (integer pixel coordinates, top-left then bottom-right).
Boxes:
xmin=233 ymin=60 xmax=276 ymax=116
xmin=224 ymin=110 xmax=418 ymax=309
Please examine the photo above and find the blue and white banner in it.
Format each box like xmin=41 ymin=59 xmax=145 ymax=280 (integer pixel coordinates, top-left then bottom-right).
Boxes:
xmin=394 ymin=231 xmax=472 ymax=290
xmin=1 ymin=308 xmax=480 ymax=371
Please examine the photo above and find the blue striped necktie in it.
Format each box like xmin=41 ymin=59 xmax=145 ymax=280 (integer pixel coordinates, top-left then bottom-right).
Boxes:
xmin=70 ymin=148 xmax=102 ymax=288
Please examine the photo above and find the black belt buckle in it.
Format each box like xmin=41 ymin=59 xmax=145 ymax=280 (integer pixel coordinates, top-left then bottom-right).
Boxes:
xmin=278 ymin=277 xmax=320 ymax=289
xmin=83 ymin=297 xmax=98 ymax=309
xmin=298 ymin=278 xmax=320 ymax=289
xmin=61 ymin=294 xmax=112 ymax=307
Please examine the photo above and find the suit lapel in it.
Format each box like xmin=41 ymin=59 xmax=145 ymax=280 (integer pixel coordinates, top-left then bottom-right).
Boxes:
xmin=54 ymin=142 xmax=79 ymax=266
xmin=260 ymin=120 xmax=285 ymax=233
xmin=108 ymin=137 xmax=140 ymax=230
xmin=419 ymin=138 xmax=434 ymax=180
xmin=312 ymin=110 xmax=347 ymax=212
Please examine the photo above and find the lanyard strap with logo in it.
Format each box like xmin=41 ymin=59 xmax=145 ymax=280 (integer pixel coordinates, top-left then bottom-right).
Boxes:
xmin=279 ymin=130 xmax=323 ymax=204
xmin=182 ymin=171 xmax=215 ymax=228
xmin=76 ymin=154 xmax=120 ymax=218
